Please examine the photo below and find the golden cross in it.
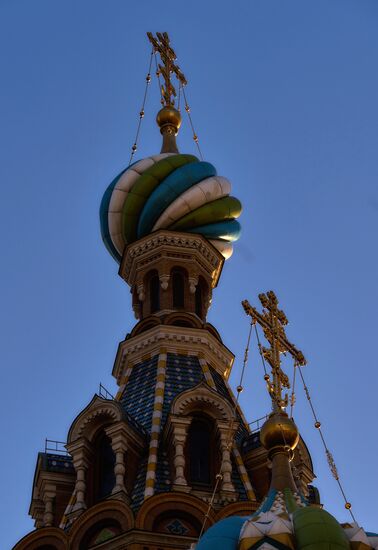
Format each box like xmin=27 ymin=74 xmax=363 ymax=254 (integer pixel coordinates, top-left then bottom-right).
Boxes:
xmin=242 ymin=291 xmax=306 ymax=412
xmin=147 ymin=32 xmax=187 ymax=107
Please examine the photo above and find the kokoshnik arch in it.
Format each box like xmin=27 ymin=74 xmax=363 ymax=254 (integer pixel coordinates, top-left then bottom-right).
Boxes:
xmin=13 ymin=32 xmax=377 ymax=550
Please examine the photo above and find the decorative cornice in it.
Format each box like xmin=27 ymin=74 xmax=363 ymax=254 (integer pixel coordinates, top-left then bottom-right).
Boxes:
xmin=67 ymin=395 xmax=123 ymax=444
xmin=112 ymin=325 xmax=234 ymax=384
xmin=171 ymin=383 xmax=235 ymax=421
xmin=119 ymin=230 xmax=224 ymax=288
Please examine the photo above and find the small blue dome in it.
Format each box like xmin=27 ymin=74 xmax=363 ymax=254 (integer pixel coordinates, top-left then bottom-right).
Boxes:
xmin=196 ymin=516 xmax=246 ymax=550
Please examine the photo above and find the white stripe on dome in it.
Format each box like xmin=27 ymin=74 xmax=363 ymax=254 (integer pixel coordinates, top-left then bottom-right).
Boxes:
xmin=152 ymin=176 xmax=231 ymax=231
xmin=107 ymin=153 xmax=173 ymax=255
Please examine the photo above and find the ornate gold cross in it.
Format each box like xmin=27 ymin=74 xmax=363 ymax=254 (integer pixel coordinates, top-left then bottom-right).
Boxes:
xmin=242 ymin=291 xmax=306 ymax=411
xmin=147 ymin=32 xmax=187 ymax=107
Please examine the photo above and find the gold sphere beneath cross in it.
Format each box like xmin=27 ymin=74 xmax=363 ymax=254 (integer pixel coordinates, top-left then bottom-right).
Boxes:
xmin=260 ymin=412 xmax=299 ymax=453
xmin=156 ymin=106 xmax=182 ymax=134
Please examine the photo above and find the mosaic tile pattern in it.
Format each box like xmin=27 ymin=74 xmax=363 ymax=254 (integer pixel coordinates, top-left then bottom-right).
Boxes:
xmin=231 ymin=454 xmax=248 ymax=500
xmin=210 ymin=366 xmax=232 ymax=402
xmin=161 ymin=354 xmax=205 ymax=426
xmin=209 ymin=366 xmax=248 ymax=444
xmin=130 ymin=453 xmax=149 ymax=511
xmin=120 ymin=356 xmax=158 ymax=432
xmin=154 ymin=447 xmax=172 ymax=494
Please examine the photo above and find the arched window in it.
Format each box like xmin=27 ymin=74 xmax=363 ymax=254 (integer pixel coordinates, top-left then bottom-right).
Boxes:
xmin=172 ymin=270 xmax=185 ymax=309
xmin=149 ymin=272 xmax=160 ymax=313
xmin=79 ymin=520 xmax=122 ymax=549
xmin=89 ymin=432 xmax=115 ymax=504
xmin=186 ymin=417 xmax=215 ymax=486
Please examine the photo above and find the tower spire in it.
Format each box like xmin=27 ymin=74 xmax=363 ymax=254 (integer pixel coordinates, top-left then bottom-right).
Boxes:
xmin=242 ymin=291 xmax=306 ymax=492
xmin=147 ymin=32 xmax=186 ymax=153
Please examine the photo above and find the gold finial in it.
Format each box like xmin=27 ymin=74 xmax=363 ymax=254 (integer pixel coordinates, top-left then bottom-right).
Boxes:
xmin=242 ymin=291 xmax=306 ymax=412
xmin=147 ymin=32 xmax=186 ymax=153
xmin=243 ymin=291 xmax=307 ymax=491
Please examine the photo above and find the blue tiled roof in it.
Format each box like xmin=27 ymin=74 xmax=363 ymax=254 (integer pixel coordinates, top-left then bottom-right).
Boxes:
xmin=231 ymin=454 xmax=248 ymax=501
xmin=161 ymin=354 xmax=205 ymax=427
xmin=210 ymin=367 xmax=232 ymax=401
xmin=154 ymin=447 xmax=172 ymax=494
xmin=209 ymin=367 xmax=249 ymax=444
xmin=120 ymin=356 xmax=158 ymax=433
xmin=130 ymin=453 xmax=149 ymax=511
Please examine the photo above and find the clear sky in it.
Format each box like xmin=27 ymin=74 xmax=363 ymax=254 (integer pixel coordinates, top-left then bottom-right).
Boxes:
xmin=1 ymin=1 xmax=378 ymax=548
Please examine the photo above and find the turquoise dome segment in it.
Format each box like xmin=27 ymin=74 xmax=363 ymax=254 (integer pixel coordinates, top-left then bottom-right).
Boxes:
xmin=100 ymin=167 xmax=128 ymax=263
xmin=100 ymin=155 xmax=173 ymax=261
xmin=196 ymin=516 xmax=246 ymax=550
xmin=137 ymin=161 xmax=217 ymax=238
xmin=100 ymin=153 xmax=242 ymax=263
xmin=122 ymin=154 xmax=198 ymax=244
xmin=185 ymin=219 xmax=241 ymax=242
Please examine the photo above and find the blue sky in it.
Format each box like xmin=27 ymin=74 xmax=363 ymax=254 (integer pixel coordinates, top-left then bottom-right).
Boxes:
xmin=1 ymin=1 xmax=378 ymax=547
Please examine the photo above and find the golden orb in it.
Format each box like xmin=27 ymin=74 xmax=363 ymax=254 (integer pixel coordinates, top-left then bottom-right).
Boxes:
xmin=260 ymin=412 xmax=299 ymax=453
xmin=156 ymin=106 xmax=182 ymax=132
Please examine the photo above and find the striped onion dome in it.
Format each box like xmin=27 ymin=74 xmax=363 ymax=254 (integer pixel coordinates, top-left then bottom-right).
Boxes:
xmin=194 ymin=488 xmax=378 ymax=550
xmin=100 ymin=153 xmax=242 ymax=263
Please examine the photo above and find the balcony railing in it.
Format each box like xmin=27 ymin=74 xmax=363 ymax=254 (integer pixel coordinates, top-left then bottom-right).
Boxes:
xmin=248 ymin=414 xmax=269 ymax=433
xmin=44 ymin=439 xmax=69 ymax=455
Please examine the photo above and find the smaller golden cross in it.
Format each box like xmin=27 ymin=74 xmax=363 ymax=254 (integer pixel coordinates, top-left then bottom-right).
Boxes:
xmin=242 ymin=291 xmax=306 ymax=411
xmin=147 ymin=32 xmax=187 ymax=107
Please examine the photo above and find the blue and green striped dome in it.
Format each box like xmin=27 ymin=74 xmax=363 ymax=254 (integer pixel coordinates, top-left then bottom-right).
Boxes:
xmin=100 ymin=153 xmax=242 ymax=263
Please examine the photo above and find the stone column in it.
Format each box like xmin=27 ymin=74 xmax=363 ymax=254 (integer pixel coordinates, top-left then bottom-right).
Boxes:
xmin=188 ymin=275 xmax=198 ymax=294
xmin=170 ymin=416 xmax=191 ymax=491
xmin=217 ymin=421 xmax=237 ymax=493
xmin=105 ymin=422 xmax=129 ymax=501
xmin=42 ymin=484 xmax=56 ymax=527
xmin=66 ymin=438 xmax=92 ymax=514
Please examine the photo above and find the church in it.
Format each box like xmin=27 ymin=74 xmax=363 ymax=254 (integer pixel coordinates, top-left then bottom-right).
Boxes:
xmin=13 ymin=33 xmax=377 ymax=550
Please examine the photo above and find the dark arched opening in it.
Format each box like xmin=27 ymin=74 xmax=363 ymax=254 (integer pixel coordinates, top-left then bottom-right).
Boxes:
xmin=172 ymin=270 xmax=185 ymax=309
xmin=149 ymin=272 xmax=160 ymax=313
xmin=87 ymin=432 xmax=116 ymax=505
xmin=186 ymin=416 xmax=218 ymax=488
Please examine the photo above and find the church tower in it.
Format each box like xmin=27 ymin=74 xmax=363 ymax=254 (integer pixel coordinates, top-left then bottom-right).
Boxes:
xmin=14 ymin=33 xmax=376 ymax=550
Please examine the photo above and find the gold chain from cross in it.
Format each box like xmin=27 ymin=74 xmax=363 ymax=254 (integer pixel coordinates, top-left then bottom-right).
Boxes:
xmin=147 ymin=32 xmax=187 ymax=107
xmin=242 ymin=291 xmax=306 ymax=412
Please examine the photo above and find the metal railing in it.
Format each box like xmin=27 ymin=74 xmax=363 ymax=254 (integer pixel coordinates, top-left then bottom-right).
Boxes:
xmin=45 ymin=439 xmax=68 ymax=455
xmin=248 ymin=414 xmax=269 ymax=433
xmin=99 ymin=383 xmax=114 ymax=400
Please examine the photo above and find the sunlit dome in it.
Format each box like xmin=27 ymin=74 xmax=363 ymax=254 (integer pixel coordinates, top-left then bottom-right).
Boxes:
xmin=100 ymin=152 xmax=242 ymax=263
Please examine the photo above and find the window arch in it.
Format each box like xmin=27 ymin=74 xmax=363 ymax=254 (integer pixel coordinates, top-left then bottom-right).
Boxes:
xmin=88 ymin=432 xmax=116 ymax=505
xmin=79 ymin=520 xmax=122 ymax=549
xmin=172 ymin=269 xmax=185 ymax=309
xmin=149 ymin=271 xmax=160 ymax=313
xmin=185 ymin=416 xmax=219 ymax=488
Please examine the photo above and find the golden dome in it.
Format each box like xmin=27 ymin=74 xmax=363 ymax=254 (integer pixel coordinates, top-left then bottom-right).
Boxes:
xmin=156 ymin=106 xmax=182 ymax=134
xmin=260 ymin=412 xmax=299 ymax=454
